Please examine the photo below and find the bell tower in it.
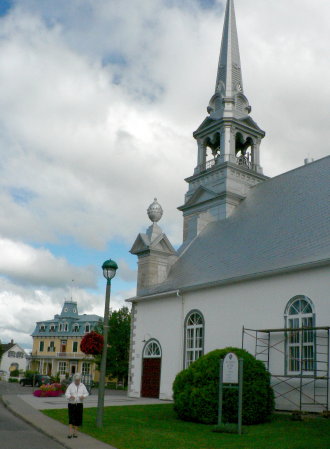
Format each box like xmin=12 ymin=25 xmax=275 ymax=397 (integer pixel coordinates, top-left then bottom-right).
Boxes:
xmin=179 ymin=0 xmax=268 ymax=245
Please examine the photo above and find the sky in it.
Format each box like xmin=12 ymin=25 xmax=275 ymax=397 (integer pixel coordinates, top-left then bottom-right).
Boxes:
xmin=0 ymin=0 xmax=329 ymax=349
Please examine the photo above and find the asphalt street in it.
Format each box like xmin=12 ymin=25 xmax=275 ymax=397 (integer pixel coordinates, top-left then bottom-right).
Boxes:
xmin=0 ymin=382 xmax=66 ymax=449
xmin=0 ymin=399 xmax=65 ymax=449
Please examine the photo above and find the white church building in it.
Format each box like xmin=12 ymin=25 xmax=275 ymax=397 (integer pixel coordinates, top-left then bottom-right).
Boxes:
xmin=127 ymin=0 xmax=330 ymax=412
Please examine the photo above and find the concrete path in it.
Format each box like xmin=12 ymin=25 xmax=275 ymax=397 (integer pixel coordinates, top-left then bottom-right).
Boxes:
xmin=19 ymin=392 xmax=168 ymax=410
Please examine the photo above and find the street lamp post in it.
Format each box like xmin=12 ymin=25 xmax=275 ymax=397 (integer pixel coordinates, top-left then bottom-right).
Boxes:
xmin=96 ymin=258 xmax=118 ymax=428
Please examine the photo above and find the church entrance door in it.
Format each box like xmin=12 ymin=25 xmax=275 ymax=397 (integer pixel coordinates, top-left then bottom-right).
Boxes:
xmin=141 ymin=340 xmax=162 ymax=398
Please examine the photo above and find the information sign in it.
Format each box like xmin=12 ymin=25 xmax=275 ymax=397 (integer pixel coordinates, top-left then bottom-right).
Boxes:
xmin=223 ymin=352 xmax=239 ymax=384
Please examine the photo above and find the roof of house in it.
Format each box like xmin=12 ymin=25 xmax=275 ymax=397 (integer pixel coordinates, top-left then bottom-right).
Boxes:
xmin=1 ymin=343 xmax=15 ymax=353
xmin=31 ymin=301 xmax=102 ymax=337
xmin=138 ymin=156 xmax=330 ymax=297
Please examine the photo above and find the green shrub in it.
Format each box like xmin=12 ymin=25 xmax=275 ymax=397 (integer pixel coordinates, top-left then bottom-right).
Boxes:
xmin=10 ymin=369 xmax=20 ymax=377
xmin=173 ymin=347 xmax=274 ymax=425
xmin=9 ymin=377 xmax=19 ymax=383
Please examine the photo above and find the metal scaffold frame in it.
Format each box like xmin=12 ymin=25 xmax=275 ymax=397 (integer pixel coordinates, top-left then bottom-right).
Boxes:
xmin=242 ymin=326 xmax=330 ymax=412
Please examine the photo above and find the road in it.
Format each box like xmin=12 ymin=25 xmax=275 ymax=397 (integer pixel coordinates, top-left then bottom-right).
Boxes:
xmin=0 ymin=382 xmax=65 ymax=449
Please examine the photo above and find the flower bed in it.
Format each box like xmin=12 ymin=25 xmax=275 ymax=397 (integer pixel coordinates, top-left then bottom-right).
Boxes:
xmin=33 ymin=383 xmax=65 ymax=397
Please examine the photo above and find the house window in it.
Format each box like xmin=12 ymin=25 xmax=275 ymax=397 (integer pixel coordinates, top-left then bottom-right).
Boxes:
xmin=16 ymin=352 xmax=24 ymax=358
xmin=72 ymin=324 xmax=79 ymax=333
xmin=8 ymin=351 xmax=15 ymax=357
xmin=85 ymin=323 xmax=90 ymax=333
xmin=285 ymin=296 xmax=315 ymax=374
xmin=48 ymin=341 xmax=55 ymax=352
xmin=58 ymin=361 xmax=67 ymax=375
xmin=63 ymin=322 xmax=68 ymax=332
xmin=73 ymin=342 xmax=78 ymax=353
xmin=39 ymin=341 xmax=44 ymax=352
xmin=184 ymin=310 xmax=204 ymax=369
xmin=49 ymin=324 xmax=56 ymax=332
xmin=59 ymin=323 xmax=63 ymax=332
xmin=82 ymin=362 xmax=90 ymax=375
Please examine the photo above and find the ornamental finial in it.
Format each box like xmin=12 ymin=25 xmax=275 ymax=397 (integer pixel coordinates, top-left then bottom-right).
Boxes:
xmin=147 ymin=198 xmax=163 ymax=223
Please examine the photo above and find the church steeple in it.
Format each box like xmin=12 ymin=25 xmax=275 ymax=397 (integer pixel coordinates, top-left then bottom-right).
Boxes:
xmin=178 ymin=0 xmax=268 ymax=246
xmin=211 ymin=0 xmax=247 ymax=118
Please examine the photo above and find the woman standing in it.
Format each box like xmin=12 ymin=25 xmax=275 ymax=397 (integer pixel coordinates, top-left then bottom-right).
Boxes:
xmin=65 ymin=373 xmax=89 ymax=438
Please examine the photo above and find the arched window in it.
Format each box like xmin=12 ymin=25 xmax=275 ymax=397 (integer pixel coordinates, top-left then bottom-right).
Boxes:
xmin=285 ymin=296 xmax=315 ymax=373
xmin=72 ymin=323 xmax=79 ymax=333
xmin=85 ymin=323 xmax=90 ymax=333
xmin=184 ymin=310 xmax=204 ymax=369
xmin=143 ymin=340 xmax=161 ymax=358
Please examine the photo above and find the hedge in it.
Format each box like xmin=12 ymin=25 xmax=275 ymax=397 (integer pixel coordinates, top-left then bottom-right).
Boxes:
xmin=173 ymin=347 xmax=274 ymax=425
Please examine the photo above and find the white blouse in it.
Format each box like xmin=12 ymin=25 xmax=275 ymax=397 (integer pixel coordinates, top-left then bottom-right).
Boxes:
xmin=65 ymin=382 xmax=89 ymax=404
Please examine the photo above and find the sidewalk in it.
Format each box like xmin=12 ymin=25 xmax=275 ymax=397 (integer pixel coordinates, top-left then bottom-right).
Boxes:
xmin=19 ymin=392 xmax=167 ymax=410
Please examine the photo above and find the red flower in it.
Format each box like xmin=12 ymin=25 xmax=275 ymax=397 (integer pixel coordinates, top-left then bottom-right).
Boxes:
xmin=81 ymin=331 xmax=104 ymax=355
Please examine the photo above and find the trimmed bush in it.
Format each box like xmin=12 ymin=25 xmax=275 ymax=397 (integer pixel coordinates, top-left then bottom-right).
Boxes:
xmin=8 ymin=377 xmax=19 ymax=383
xmin=173 ymin=347 xmax=274 ymax=425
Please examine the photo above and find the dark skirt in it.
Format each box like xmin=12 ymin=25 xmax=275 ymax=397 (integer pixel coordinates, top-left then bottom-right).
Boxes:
xmin=68 ymin=403 xmax=83 ymax=426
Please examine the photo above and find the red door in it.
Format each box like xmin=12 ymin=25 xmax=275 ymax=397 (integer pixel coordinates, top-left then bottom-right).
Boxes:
xmin=141 ymin=358 xmax=161 ymax=398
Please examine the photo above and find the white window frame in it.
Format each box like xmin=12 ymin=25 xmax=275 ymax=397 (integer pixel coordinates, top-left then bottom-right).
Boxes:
xmin=72 ymin=341 xmax=78 ymax=353
xmin=285 ymin=296 xmax=315 ymax=375
xmin=143 ymin=340 xmax=162 ymax=358
xmin=82 ymin=362 xmax=90 ymax=375
xmin=39 ymin=341 xmax=44 ymax=352
xmin=184 ymin=310 xmax=204 ymax=369
xmin=72 ymin=323 xmax=79 ymax=333
xmin=85 ymin=323 xmax=90 ymax=333
xmin=58 ymin=361 xmax=67 ymax=375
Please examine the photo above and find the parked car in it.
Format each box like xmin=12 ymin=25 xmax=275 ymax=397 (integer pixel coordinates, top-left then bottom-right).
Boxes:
xmin=19 ymin=374 xmax=52 ymax=387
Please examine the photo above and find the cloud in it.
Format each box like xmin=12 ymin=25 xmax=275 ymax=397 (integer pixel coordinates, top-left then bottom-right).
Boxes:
xmin=116 ymin=258 xmax=137 ymax=283
xmin=0 ymin=0 xmax=329 ymax=348
xmin=0 ymin=238 xmax=97 ymax=287
xmin=0 ymin=0 xmax=328 ymax=252
xmin=0 ymin=276 xmax=131 ymax=348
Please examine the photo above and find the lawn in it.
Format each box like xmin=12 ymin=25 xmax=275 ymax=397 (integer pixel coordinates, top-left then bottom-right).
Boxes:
xmin=43 ymin=404 xmax=330 ymax=449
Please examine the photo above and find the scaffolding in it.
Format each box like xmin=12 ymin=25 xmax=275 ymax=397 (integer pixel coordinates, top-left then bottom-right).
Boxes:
xmin=242 ymin=326 xmax=330 ymax=412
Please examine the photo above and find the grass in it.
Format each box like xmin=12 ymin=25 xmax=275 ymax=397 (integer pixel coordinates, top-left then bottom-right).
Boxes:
xmin=43 ymin=404 xmax=330 ymax=449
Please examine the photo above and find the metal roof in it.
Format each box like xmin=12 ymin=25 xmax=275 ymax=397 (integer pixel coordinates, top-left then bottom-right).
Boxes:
xmin=136 ymin=156 xmax=330 ymax=298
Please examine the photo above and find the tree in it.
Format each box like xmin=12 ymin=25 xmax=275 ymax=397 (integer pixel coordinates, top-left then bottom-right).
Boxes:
xmin=96 ymin=306 xmax=131 ymax=385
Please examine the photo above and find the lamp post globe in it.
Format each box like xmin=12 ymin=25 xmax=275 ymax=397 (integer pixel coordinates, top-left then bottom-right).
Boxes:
xmin=96 ymin=258 xmax=118 ymax=428
xmin=102 ymin=259 xmax=118 ymax=281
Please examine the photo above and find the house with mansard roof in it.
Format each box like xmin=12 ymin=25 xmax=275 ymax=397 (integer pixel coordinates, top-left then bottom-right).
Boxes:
xmin=127 ymin=0 xmax=330 ymax=411
xmin=30 ymin=300 xmax=101 ymax=380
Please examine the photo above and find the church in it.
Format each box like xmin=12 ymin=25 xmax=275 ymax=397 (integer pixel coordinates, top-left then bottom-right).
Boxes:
xmin=127 ymin=0 xmax=330 ymax=412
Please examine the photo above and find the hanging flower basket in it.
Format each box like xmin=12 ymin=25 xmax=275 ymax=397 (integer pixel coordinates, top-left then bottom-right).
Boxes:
xmin=81 ymin=331 xmax=104 ymax=355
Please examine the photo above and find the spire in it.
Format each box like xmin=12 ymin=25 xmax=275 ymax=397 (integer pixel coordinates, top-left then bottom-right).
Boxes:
xmin=208 ymin=0 xmax=250 ymax=119
xmin=216 ymin=0 xmax=242 ymax=97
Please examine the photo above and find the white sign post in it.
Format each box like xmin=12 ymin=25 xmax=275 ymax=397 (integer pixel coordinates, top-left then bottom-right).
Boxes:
xmin=218 ymin=352 xmax=243 ymax=434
